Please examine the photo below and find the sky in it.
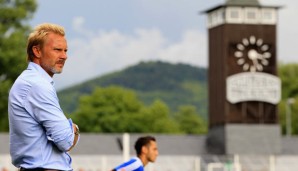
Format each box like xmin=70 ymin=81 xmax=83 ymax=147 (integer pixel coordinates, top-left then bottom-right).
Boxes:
xmin=30 ymin=0 xmax=298 ymax=90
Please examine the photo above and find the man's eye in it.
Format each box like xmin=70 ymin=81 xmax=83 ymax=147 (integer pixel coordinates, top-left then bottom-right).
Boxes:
xmin=54 ymin=48 xmax=67 ymax=53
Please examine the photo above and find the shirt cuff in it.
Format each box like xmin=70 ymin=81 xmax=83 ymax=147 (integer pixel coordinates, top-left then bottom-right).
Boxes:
xmin=68 ymin=118 xmax=74 ymax=132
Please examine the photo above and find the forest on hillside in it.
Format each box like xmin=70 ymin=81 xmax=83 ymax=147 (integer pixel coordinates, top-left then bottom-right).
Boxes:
xmin=58 ymin=61 xmax=208 ymax=118
xmin=58 ymin=61 xmax=208 ymax=134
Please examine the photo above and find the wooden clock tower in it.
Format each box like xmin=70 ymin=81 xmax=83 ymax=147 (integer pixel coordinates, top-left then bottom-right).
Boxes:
xmin=204 ymin=0 xmax=282 ymax=154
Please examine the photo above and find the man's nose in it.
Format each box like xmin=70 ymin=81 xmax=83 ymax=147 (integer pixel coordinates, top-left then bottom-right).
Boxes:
xmin=61 ymin=52 xmax=67 ymax=60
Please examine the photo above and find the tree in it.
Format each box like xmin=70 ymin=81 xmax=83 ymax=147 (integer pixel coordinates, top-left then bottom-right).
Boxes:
xmin=0 ymin=0 xmax=37 ymax=131
xmin=138 ymin=100 xmax=180 ymax=133
xmin=71 ymin=86 xmax=143 ymax=132
xmin=174 ymin=105 xmax=207 ymax=134
xmin=278 ymin=63 xmax=298 ymax=135
xmin=71 ymin=86 xmax=181 ymax=133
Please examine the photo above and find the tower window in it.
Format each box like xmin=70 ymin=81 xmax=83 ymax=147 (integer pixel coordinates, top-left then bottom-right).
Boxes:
xmin=262 ymin=8 xmax=276 ymax=24
xmin=231 ymin=10 xmax=239 ymax=18
xmin=247 ymin=11 xmax=256 ymax=19
xmin=226 ymin=7 xmax=243 ymax=23
xmin=208 ymin=8 xmax=225 ymax=28
xmin=263 ymin=11 xmax=272 ymax=19
xmin=244 ymin=8 xmax=259 ymax=23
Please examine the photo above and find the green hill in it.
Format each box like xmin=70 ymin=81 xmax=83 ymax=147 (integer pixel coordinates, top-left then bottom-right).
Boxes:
xmin=58 ymin=61 xmax=208 ymax=118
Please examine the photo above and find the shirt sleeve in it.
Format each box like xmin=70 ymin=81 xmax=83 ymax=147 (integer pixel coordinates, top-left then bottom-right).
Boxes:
xmin=24 ymin=82 xmax=74 ymax=152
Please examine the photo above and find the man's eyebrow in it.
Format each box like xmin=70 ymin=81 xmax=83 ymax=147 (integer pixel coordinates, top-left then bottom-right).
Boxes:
xmin=53 ymin=47 xmax=67 ymax=50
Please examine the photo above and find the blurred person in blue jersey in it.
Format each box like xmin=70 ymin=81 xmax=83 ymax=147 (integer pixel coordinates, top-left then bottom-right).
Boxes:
xmin=111 ymin=136 xmax=159 ymax=171
xmin=8 ymin=23 xmax=80 ymax=171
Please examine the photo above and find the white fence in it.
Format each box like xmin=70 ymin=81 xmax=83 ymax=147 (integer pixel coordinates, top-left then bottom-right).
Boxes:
xmin=204 ymin=155 xmax=298 ymax=171
xmin=0 ymin=155 xmax=201 ymax=171
xmin=1 ymin=155 xmax=298 ymax=171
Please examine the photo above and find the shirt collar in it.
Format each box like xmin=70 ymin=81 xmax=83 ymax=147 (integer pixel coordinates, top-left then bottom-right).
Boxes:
xmin=28 ymin=62 xmax=55 ymax=85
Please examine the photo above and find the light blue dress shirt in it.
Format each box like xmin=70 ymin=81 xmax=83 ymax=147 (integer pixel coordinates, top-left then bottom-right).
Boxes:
xmin=8 ymin=62 xmax=75 ymax=170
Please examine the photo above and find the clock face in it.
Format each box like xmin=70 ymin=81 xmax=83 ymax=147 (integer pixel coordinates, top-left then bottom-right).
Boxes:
xmin=234 ymin=35 xmax=271 ymax=72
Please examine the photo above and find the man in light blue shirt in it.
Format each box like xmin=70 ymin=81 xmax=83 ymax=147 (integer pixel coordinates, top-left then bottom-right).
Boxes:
xmin=8 ymin=23 xmax=79 ymax=171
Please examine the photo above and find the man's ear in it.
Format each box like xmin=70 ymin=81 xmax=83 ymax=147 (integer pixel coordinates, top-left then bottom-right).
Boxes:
xmin=141 ymin=146 xmax=148 ymax=154
xmin=32 ymin=46 xmax=41 ymax=58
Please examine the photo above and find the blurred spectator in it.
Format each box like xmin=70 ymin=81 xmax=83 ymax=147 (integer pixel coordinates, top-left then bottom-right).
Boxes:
xmin=111 ymin=136 xmax=159 ymax=171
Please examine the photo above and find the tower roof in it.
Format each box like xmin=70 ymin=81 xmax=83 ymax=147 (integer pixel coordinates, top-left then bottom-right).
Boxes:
xmin=202 ymin=0 xmax=281 ymax=14
xmin=225 ymin=0 xmax=260 ymax=6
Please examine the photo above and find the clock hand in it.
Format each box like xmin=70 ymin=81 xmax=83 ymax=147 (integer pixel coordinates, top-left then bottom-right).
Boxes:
xmin=257 ymin=53 xmax=264 ymax=59
xmin=252 ymin=58 xmax=264 ymax=71
xmin=252 ymin=58 xmax=258 ymax=66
